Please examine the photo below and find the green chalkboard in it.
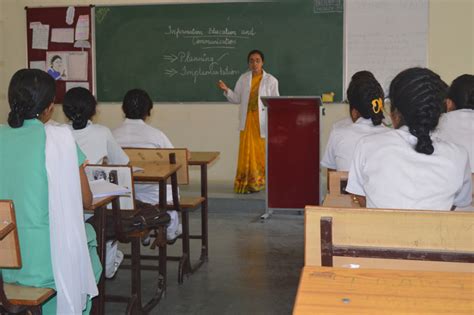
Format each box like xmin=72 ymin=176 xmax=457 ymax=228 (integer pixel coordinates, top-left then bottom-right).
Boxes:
xmin=95 ymin=1 xmax=343 ymax=102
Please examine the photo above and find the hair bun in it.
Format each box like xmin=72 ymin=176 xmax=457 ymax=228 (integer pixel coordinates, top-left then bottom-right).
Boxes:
xmin=72 ymin=113 xmax=88 ymax=129
xmin=7 ymin=88 xmax=36 ymax=128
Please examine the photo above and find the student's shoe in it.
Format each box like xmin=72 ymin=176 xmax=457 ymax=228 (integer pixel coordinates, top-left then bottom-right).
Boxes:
xmin=167 ymin=223 xmax=182 ymax=244
xmin=142 ymin=234 xmax=151 ymax=246
xmin=105 ymin=250 xmax=124 ymax=279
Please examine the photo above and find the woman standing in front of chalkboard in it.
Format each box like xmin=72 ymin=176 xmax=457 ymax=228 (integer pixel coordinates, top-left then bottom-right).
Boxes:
xmin=218 ymin=50 xmax=279 ymax=193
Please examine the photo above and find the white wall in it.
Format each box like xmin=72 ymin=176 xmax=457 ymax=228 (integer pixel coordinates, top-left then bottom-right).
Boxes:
xmin=1 ymin=0 xmax=473 ymax=185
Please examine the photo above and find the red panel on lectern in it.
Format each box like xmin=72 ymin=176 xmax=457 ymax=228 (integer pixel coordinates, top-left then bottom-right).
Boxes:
xmin=265 ymin=97 xmax=320 ymax=209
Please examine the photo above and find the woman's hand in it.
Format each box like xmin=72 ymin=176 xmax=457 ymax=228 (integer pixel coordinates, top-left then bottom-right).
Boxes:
xmin=217 ymin=80 xmax=229 ymax=92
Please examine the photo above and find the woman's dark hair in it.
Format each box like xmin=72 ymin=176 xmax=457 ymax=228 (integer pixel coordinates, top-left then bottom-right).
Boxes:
xmin=50 ymin=55 xmax=61 ymax=66
xmin=447 ymin=74 xmax=474 ymax=110
xmin=8 ymin=68 xmax=56 ymax=128
xmin=122 ymin=89 xmax=153 ymax=119
xmin=351 ymin=70 xmax=375 ymax=82
xmin=63 ymin=87 xmax=97 ymax=130
xmin=247 ymin=49 xmax=264 ymax=63
xmin=389 ymin=67 xmax=447 ymax=155
xmin=346 ymin=73 xmax=385 ymax=126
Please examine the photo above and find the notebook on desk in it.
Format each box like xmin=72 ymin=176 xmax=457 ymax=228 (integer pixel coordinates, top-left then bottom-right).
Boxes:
xmin=89 ymin=179 xmax=131 ymax=198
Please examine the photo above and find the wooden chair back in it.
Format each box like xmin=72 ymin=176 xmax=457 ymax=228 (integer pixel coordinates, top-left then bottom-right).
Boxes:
xmin=327 ymin=170 xmax=349 ymax=196
xmin=85 ymin=165 xmax=135 ymax=211
xmin=124 ymin=148 xmax=189 ymax=184
xmin=1 ymin=200 xmax=56 ymax=313
xmin=305 ymin=206 xmax=474 ymax=272
xmin=0 ymin=200 xmax=21 ymax=268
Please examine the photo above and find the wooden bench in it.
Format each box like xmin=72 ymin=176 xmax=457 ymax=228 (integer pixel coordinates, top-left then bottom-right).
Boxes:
xmin=0 ymin=200 xmax=56 ymax=314
xmin=305 ymin=206 xmax=474 ymax=272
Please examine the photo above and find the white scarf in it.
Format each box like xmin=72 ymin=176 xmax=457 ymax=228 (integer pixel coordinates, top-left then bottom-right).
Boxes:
xmin=45 ymin=124 xmax=98 ymax=314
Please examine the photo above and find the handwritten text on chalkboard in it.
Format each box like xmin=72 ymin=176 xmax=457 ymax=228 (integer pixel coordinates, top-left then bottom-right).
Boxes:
xmin=163 ymin=26 xmax=257 ymax=83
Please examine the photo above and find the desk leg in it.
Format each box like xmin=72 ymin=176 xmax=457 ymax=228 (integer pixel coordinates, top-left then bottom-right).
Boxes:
xmin=158 ymin=180 xmax=167 ymax=294
xmin=144 ymin=180 xmax=167 ymax=313
xmin=92 ymin=206 xmax=106 ymax=315
xmin=180 ymin=210 xmax=191 ymax=283
xmin=200 ymin=164 xmax=209 ymax=261
xmin=130 ymin=237 xmax=142 ymax=314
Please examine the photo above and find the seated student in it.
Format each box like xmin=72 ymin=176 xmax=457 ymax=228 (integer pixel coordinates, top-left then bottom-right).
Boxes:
xmin=346 ymin=67 xmax=472 ymax=210
xmin=436 ymin=74 xmax=474 ymax=172
xmin=113 ymin=89 xmax=181 ymax=241
xmin=0 ymin=69 xmax=101 ymax=314
xmin=63 ymin=87 xmax=129 ymax=279
xmin=321 ymin=72 xmax=388 ymax=171
xmin=330 ymin=71 xmax=380 ymax=131
xmin=63 ymin=87 xmax=129 ymax=165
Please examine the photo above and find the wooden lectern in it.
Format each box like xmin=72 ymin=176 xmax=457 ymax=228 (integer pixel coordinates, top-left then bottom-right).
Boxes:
xmin=261 ymin=96 xmax=321 ymax=218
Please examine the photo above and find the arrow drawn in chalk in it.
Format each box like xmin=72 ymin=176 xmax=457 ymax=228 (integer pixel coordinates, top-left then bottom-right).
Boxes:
xmin=165 ymin=68 xmax=178 ymax=77
xmin=163 ymin=54 xmax=178 ymax=63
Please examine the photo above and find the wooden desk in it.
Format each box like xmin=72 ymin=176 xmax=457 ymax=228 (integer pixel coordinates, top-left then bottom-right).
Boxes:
xmin=188 ymin=151 xmax=219 ymax=166
xmin=85 ymin=196 xmax=117 ymax=315
xmin=188 ymin=151 xmax=219 ymax=263
xmin=322 ymin=194 xmax=359 ymax=208
xmin=131 ymin=162 xmax=181 ymax=183
xmin=293 ymin=266 xmax=474 ymax=315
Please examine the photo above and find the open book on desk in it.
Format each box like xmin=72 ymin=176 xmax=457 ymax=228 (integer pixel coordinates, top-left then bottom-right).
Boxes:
xmin=89 ymin=179 xmax=131 ymax=198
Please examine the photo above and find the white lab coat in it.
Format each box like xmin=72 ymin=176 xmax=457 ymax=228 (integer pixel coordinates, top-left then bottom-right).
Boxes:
xmin=435 ymin=109 xmax=474 ymax=172
xmin=346 ymin=126 xmax=472 ymax=210
xmin=321 ymin=118 xmax=389 ymax=171
xmin=112 ymin=118 xmax=173 ymax=149
xmin=68 ymin=121 xmax=129 ymax=165
xmin=224 ymin=70 xmax=279 ymax=138
xmin=112 ymin=119 xmax=180 ymax=238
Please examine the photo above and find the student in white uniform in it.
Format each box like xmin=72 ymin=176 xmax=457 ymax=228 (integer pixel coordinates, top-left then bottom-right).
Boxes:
xmin=330 ymin=71 xmax=380 ymax=131
xmin=436 ymin=74 xmax=474 ymax=172
xmin=63 ymin=88 xmax=129 ymax=165
xmin=112 ymin=89 xmax=181 ymax=241
xmin=321 ymin=73 xmax=388 ymax=171
xmin=63 ymin=87 xmax=129 ymax=279
xmin=346 ymin=68 xmax=472 ymax=210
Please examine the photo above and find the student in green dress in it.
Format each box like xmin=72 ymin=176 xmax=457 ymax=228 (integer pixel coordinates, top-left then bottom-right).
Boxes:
xmin=0 ymin=69 xmax=102 ymax=314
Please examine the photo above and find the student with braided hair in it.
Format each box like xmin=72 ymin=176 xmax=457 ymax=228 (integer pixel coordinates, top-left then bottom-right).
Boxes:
xmin=321 ymin=72 xmax=388 ymax=171
xmin=436 ymin=74 xmax=474 ymax=172
xmin=331 ymin=71 xmax=379 ymax=130
xmin=346 ymin=67 xmax=472 ymax=210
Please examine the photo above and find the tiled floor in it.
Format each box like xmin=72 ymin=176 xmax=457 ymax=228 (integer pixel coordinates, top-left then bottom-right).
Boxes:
xmin=104 ymin=208 xmax=304 ymax=315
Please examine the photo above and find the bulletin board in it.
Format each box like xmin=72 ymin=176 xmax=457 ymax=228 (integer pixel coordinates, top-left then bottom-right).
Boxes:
xmin=26 ymin=6 xmax=93 ymax=103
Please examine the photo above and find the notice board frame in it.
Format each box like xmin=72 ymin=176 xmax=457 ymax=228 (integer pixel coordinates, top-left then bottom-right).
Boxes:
xmin=25 ymin=6 xmax=94 ymax=103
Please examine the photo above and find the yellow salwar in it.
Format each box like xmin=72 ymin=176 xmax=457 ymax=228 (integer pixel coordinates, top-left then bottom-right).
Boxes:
xmin=234 ymin=73 xmax=266 ymax=193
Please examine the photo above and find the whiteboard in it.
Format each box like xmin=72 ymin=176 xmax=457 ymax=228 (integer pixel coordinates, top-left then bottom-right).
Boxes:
xmin=345 ymin=0 xmax=428 ymax=96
